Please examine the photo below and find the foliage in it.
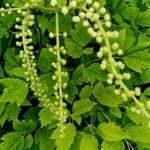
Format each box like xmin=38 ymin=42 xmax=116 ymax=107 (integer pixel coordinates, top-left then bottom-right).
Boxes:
xmin=0 ymin=0 xmax=150 ymax=149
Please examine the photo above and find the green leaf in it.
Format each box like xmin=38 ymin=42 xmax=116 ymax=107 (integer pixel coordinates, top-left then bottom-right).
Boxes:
xmin=0 ymin=78 xmax=28 ymax=106
xmin=73 ymin=98 xmax=96 ymax=116
xmin=126 ymin=104 xmax=148 ymax=125
xmin=12 ymin=0 xmax=29 ymax=7
xmin=97 ymin=122 xmax=126 ymax=142
xmin=70 ymin=23 xmax=91 ymax=47
xmin=0 ymin=104 xmax=20 ymax=126
xmin=0 ymin=132 xmax=24 ymax=150
xmin=9 ymin=67 xmax=27 ymax=78
xmin=72 ymin=65 xmax=85 ymax=85
xmin=109 ymin=108 xmax=122 ymax=118
xmin=51 ymin=123 xmax=76 ymax=150
xmin=79 ymin=133 xmax=98 ymax=150
xmin=126 ymin=125 xmax=150 ymax=143
xmin=35 ymin=128 xmax=55 ymax=150
xmin=93 ymin=82 xmax=123 ymax=107
xmin=24 ymin=134 xmax=33 ymax=149
xmin=4 ymin=48 xmax=20 ymax=74
xmin=140 ymin=69 xmax=150 ymax=83
xmin=124 ymin=51 xmax=150 ymax=73
xmin=57 ymin=0 xmax=66 ymax=7
xmin=39 ymin=107 xmax=54 ymax=127
xmin=79 ymin=85 xmax=93 ymax=99
xmin=83 ymin=48 xmax=93 ymax=55
xmin=117 ymin=28 xmax=136 ymax=51
xmin=40 ymin=72 xmax=55 ymax=95
xmin=38 ymin=48 xmax=55 ymax=73
xmin=0 ymin=13 xmax=17 ymax=38
xmin=13 ymin=120 xmax=36 ymax=134
xmin=83 ymin=63 xmax=107 ymax=83
xmin=101 ymin=140 xmax=125 ymax=150
xmin=137 ymin=11 xmax=150 ymax=27
xmin=70 ymin=132 xmax=98 ymax=150
xmin=65 ymin=38 xmax=83 ymax=58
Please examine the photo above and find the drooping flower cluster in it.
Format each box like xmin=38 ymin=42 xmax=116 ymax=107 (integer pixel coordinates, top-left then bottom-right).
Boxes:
xmin=69 ymin=0 xmax=150 ymax=122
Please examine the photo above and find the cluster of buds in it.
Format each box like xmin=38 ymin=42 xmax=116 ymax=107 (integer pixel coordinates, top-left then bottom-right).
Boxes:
xmin=15 ymin=7 xmax=57 ymax=114
xmin=69 ymin=0 xmax=150 ymax=123
xmin=49 ymin=44 xmax=69 ymax=137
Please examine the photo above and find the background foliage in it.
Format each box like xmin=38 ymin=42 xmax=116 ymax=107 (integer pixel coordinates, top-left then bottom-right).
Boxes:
xmin=0 ymin=0 xmax=150 ymax=149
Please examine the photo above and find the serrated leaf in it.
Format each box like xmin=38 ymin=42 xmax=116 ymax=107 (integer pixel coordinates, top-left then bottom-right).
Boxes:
xmin=80 ymin=133 xmax=98 ymax=150
xmin=39 ymin=107 xmax=54 ymax=127
xmin=13 ymin=120 xmax=37 ymax=134
xmin=97 ymin=122 xmax=126 ymax=142
xmin=65 ymin=38 xmax=83 ymax=58
xmin=101 ymin=140 xmax=125 ymax=150
xmin=137 ymin=11 xmax=150 ymax=27
xmin=124 ymin=51 xmax=150 ymax=73
xmin=109 ymin=108 xmax=122 ymax=118
xmin=0 ymin=13 xmax=17 ymax=38
xmin=0 ymin=104 xmax=20 ymax=126
xmin=126 ymin=125 xmax=150 ymax=143
xmin=57 ymin=0 xmax=66 ymax=7
xmin=70 ymin=23 xmax=91 ymax=47
xmin=93 ymin=82 xmax=123 ymax=107
xmin=0 ymin=132 xmax=24 ymax=150
xmin=51 ymin=123 xmax=76 ymax=150
xmin=83 ymin=63 xmax=107 ymax=83
xmin=4 ymin=48 xmax=20 ymax=74
xmin=35 ymin=128 xmax=55 ymax=150
xmin=24 ymin=134 xmax=33 ymax=149
xmin=38 ymin=48 xmax=55 ymax=73
xmin=0 ymin=78 xmax=28 ymax=106
xmin=9 ymin=67 xmax=27 ymax=78
xmin=73 ymin=98 xmax=96 ymax=116
xmin=79 ymin=85 xmax=93 ymax=99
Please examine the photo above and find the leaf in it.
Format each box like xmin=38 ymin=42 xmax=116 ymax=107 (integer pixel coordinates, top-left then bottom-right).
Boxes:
xmin=79 ymin=85 xmax=93 ymax=99
xmin=0 ymin=13 xmax=17 ymax=38
xmin=51 ymin=123 xmax=76 ymax=150
xmin=0 ymin=78 xmax=28 ymax=106
xmin=117 ymin=28 xmax=136 ymax=51
xmin=0 ymin=104 xmax=20 ymax=126
xmin=79 ymin=133 xmax=98 ymax=150
xmin=38 ymin=48 xmax=55 ymax=73
xmin=83 ymin=63 xmax=107 ymax=83
xmin=101 ymin=140 xmax=125 ymax=150
xmin=39 ymin=107 xmax=54 ymax=127
xmin=57 ymin=0 xmax=66 ymax=7
xmin=109 ymin=108 xmax=122 ymax=118
xmin=126 ymin=104 xmax=148 ymax=125
xmin=72 ymin=65 xmax=85 ymax=85
xmin=126 ymin=125 xmax=150 ymax=143
xmin=35 ymin=127 xmax=55 ymax=150
xmin=65 ymin=38 xmax=83 ymax=58
xmin=70 ymin=23 xmax=91 ymax=47
xmin=137 ymin=11 xmax=150 ymax=27
xmin=70 ymin=132 xmax=98 ymax=150
xmin=97 ymin=122 xmax=126 ymax=142
xmin=0 ymin=132 xmax=24 ymax=150
xmin=24 ymin=134 xmax=33 ymax=149
xmin=124 ymin=51 xmax=150 ymax=73
xmin=93 ymin=82 xmax=123 ymax=107
xmin=13 ymin=120 xmax=37 ymax=134
xmin=140 ymin=69 xmax=150 ymax=83
xmin=40 ymin=72 xmax=55 ymax=95
xmin=73 ymin=98 xmax=96 ymax=116
xmin=4 ymin=48 xmax=20 ymax=74
xmin=9 ymin=67 xmax=27 ymax=78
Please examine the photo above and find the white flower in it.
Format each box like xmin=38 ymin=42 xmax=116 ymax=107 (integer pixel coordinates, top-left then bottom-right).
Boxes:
xmin=61 ymin=7 xmax=69 ymax=15
xmin=72 ymin=16 xmax=81 ymax=22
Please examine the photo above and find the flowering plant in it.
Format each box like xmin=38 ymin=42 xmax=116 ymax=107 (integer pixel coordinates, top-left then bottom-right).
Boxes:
xmin=0 ymin=0 xmax=150 ymax=149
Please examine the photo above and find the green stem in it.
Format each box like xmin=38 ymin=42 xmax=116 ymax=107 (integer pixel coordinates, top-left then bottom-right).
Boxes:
xmin=56 ymin=12 xmax=63 ymax=127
